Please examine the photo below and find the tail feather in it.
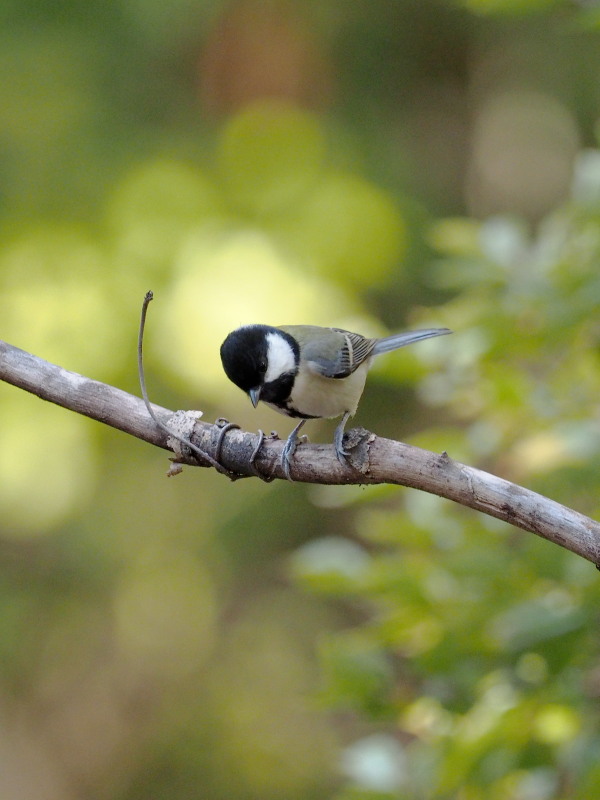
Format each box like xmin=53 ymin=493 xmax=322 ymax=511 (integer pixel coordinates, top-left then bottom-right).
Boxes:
xmin=372 ymin=327 xmax=452 ymax=355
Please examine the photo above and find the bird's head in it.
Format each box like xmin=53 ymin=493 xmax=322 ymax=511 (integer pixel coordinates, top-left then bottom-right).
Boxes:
xmin=220 ymin=325 xmax=298 ymax=406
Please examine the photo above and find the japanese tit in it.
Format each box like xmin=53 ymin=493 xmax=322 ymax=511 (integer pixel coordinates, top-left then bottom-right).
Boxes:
xmin=220 ymin=324 xmax=451 ymax=479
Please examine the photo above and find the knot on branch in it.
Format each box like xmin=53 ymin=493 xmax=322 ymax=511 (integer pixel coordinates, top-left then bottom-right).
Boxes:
xmin=343 ymin=426 xmax=376 ymax=475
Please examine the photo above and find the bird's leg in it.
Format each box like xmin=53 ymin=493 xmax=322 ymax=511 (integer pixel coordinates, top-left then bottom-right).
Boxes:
xmin=281 ymin=419 xmax=306 ymax=481
xmin=249 ymin=429 xmax=275 ymax=482
xmin=333 ymin=410 xmax=352 ymax=466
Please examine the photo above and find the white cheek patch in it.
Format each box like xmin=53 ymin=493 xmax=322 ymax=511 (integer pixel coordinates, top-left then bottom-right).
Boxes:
xmin=265 ymin=332 xmax=296 ymax=383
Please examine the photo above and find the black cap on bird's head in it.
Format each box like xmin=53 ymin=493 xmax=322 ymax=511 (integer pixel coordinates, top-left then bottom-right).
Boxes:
xmin=221 ymin=324 xmax=300 ymax=408
xmin=220 ymin=325 xmax=273 ymax=405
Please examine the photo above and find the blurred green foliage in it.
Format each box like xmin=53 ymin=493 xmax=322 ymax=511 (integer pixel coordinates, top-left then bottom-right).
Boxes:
xmin=1 ymin=1 xmax=600 ymax=799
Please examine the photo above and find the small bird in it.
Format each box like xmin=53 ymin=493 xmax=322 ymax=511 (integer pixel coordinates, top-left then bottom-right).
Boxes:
xmin=220 ymin=324 xmax=451 ymax=479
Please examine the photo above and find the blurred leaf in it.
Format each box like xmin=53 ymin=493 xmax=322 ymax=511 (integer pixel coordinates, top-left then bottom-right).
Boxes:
xmin=291 ymin=536 xmax=371 ymax=593
xmin=218 ymin=101 xmax=325 ymax=216
xmin=339 ymin=734 xmax=408 ymax=793
xmin=319 ymin=634 xmax=396 ymax=716
xmin=106 ymin=159 xmax=226 ymax=286
xmin=277 ymin=173 xmax=406 ymax=287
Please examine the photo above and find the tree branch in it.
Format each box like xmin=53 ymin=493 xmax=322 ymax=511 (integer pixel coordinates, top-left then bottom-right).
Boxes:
xmin=1 ymin=338 xmax=600 ymax=567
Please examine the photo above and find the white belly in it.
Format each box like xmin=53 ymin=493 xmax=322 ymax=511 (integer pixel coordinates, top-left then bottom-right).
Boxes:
xmin=281 ymin=361 xmax=370 ymax=419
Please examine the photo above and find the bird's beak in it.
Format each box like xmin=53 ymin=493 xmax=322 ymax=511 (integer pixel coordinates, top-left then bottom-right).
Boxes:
xmin=249 ymin=387 xmax=261 ymax=408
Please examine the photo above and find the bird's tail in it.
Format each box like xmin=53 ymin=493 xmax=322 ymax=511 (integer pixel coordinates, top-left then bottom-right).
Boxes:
xmin=372 ymin=327 xmax=452 ymax=355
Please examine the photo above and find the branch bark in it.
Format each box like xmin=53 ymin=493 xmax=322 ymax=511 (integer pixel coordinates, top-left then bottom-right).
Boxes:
xmin=1 ymin=338 xmax=600 ymax=567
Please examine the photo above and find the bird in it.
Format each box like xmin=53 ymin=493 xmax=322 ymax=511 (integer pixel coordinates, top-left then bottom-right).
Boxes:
xmin=220 ymin=323 xmax=452 ymax=480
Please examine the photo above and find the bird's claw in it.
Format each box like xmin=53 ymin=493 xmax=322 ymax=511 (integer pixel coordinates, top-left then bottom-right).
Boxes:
xmin=333 ymin=411 xmax=355 ymax=469
xmin=281 ymin=420 xmax=307 ymax=481
xmin=334 ymin=431 xmax=351 ymax=464
xmin=335 ymin=445 xmax=352 ymax=467
xmin=281 ymin=437 xmax=298 ymax=482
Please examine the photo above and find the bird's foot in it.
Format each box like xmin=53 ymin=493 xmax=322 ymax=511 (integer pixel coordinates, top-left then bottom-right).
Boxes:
xmin=335 ymin=443 xmax=352 ymax=468
xmin=333 ymin=411 xmax=353 ymax=468
xmin=281 ymin=420 xmax=306 ymax=481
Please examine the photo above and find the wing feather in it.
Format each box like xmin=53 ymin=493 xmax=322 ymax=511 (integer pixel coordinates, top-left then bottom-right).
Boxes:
xmin=304 ymin=328 xmax=376 ymax=379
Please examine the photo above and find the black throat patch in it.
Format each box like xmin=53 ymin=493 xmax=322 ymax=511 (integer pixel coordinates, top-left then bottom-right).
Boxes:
xmin=259 ymin=371 xmax=296 ymax=408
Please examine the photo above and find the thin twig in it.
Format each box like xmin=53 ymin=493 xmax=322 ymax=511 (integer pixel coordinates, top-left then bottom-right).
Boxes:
xmin=136 ymin=290 xmax=231 ymax=475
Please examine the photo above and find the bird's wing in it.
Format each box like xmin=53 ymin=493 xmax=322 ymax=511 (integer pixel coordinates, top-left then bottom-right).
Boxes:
xmin=303 ymin=328 xmax=376 ymax=379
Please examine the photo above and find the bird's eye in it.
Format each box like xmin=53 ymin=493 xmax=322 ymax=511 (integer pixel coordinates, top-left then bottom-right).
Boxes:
xmin=258 ymin=360 xmax=267 ymax=373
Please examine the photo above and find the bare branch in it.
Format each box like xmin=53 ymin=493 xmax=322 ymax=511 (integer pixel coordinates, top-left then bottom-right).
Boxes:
xmin=1 ymin=338 xmax=600 ymax=567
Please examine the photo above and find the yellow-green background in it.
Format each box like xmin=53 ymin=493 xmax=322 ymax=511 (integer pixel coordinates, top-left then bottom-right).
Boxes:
xmin=2 ymin=1 xmax=600 ymax=798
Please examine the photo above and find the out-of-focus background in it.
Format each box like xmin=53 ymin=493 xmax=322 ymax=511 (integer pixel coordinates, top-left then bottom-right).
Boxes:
xmin=2 ymin=1 xmax=600 ymax=798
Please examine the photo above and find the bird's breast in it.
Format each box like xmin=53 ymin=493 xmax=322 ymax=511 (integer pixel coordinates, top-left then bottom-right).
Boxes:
xmin=285 ymin=362 xmax=370 ymax=420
